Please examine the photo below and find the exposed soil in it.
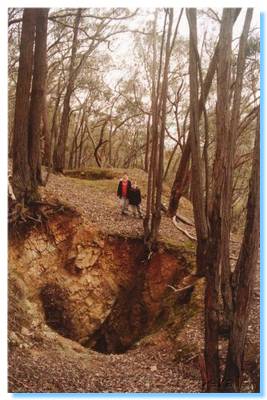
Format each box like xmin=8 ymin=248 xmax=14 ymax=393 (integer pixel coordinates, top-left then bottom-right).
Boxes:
xmin=8 ymin=170 xmax=260 ymax=393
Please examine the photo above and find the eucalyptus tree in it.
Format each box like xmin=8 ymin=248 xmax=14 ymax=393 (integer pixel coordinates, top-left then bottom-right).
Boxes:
xmin=186 ymin=8 xmax=259 ymax=392
xmin=144 ymin=8 xmax=183 ymax=249
xmin=52 ymin=8 xmax=138 ymax=172
xmin=12 ymin=8 xmax=49 ymax=203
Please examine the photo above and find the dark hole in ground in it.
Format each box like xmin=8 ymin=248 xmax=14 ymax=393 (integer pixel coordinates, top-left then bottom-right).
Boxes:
xmin=39 ymin=264 xmax=149 ymax=354
xmin=40 ymin=273 xmax=196 ymax=355
xmin=40 ymin=272 xmax=196 ymax=355
xmin=39 ymin=238 xmax=196 ymax=355
xmin=40 ymin=280 xmax=149 ymax=355
xmin=89 ymin=325 xmax=129 ymax=354
xmin=40 ymin=283 xmax=76 ymax=340
xmin=89 ymin=285 xmax=150 ymax=354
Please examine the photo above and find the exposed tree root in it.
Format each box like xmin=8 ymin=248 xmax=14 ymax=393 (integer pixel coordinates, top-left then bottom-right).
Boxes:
xmin=8 ymin=198 xmax=80 ymax=237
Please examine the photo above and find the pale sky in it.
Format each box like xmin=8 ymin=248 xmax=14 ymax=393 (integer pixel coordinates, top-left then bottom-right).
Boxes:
xmin=103 ymin=8 xmax=260 ymax=89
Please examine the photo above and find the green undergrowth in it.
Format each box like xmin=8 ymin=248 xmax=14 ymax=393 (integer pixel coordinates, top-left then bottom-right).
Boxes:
xmin=64 ymin=167 xmax=116 ymax=180
xmin=64 ymin=167 xmax=148 ymax=184
xmin=68 ymin=176 xmax=119 ymax=193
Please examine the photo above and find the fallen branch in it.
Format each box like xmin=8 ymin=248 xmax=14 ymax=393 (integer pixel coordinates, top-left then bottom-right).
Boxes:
xmin=167 ymin=283 xmax=195 ymax=293
xmin=172 ymin=216 xmax=197 ymax=241
xmin=161 ymin=202 xmax=194 ymax=226
xmin=176 ymin=213 xmax=195 ymax=227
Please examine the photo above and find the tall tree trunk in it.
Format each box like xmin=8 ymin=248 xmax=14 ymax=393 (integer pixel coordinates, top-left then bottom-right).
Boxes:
xmin=68 ymin=111 xmax=81 ymax=169
xmin=222 ymin=110 xmax=260 ymax=392
xmin=28 ymin=8 xmax=49 ymax=197
xmin=220 ymin=8 xmax=253 ymax=328
xmin=186 ymin=9 xmax=208 ymax=278
xmin=108 ymin=124 xmax=112 ymax=166
xmin=163 ymin=140 xmax=179 ymax=181
xmin=144 ymin=9 xmax=158 ymax=246
xmin=78 ymin=123 xmax=86 ymax=168
xmin=204 ymin=9 xmax=237 ymax=391
xmin=144 ymin=113 xmax=151 ymax=172
xmin=42 ymin=85 xmax=50 ymax=167
xmin=168 ymin=9 xmax=241 ymax=217
xmin=51 ymin=80 xmax=62 ymax=167
xmin=53 ymin=9 xmax=82 ymax=172
xmin=12 ymin=9 xmax=36 ymax=202
xmin=168 ymin=138 xmax=191 ymax=216
xmin=167 ymin=42 xmax=219 ymax=216
xmin=144 ymin=8 xmax=182 ymax=249
xmin=151 ymin=9 xmax=173 ymax=242
xmin=94 ymin=119 xmax=109 ymax=168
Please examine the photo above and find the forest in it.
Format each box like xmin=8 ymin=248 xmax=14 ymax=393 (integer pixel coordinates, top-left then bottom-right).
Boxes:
xmin=8 ymin=7 xmax=260 ymax=394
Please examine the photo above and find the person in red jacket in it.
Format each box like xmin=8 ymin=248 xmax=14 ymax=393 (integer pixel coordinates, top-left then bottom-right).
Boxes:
xmin=117 ymin=174 xmax=131 ymax=215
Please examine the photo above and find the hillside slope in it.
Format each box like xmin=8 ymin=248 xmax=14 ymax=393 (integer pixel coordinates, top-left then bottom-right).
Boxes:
xmin=41 ymin=168 xmax=196 ymax=247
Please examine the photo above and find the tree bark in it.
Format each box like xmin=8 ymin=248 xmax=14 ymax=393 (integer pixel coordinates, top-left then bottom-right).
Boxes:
xmin=151 ymin=9 xmax=173 ymax=242
xmin=94 ymin=119 xmax=109 ymax=167
xmin=28 ymin=8 xmax=49 ymax=197
xmin=186 ymin=9 xmax=208 ymax=278
xmin=222 ymin=110 xmax=260 ymax=392
xmin=12 ymin=9 xmax=36 ymax=202
xmin=144 ymin=113 xmax=151 ymax=172
xmin=167 ymin=40 xmax=218 ymax=216
xmin=168 ymin=138 xmax=191 ymax=216
xmin=168 ymin=9 xmax=241 ymax=217
xmin=143 ymin=9 xmax=158 ymax=245
xmin=78 ymin=123 xmax=87 ymax=168
xmin=53 ymin=9 xmax=82 ymax=172
xmin=144 ymin=9 xmax=175 ymax=248
xmin=204 ymin=9 xmax=237 ymax=391
xmin=50 ymin=79 xmax=62 ymax=167
xmin=68 ymin=111 xmax=82 ymax=169
xmin=220 ymin=8 xmax=253 ymax=328
xmin=42 ymin=85 xmax=50 ymax=167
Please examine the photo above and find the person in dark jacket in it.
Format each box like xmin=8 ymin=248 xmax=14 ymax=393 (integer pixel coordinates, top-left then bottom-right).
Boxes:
xmin=117 ymin=174 xmax=131 ymax=215
xmin=129 ymin=181 xmax=142 ymax=218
